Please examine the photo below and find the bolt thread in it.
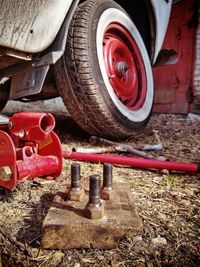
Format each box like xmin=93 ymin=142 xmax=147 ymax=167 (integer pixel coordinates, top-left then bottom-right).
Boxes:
xmin=89 ymin=175 xmax=101 ymax=204
xmin=103 ymin=163 xmax=113 ymax=188
xmin=71 ymin=163 xmax=81 ymax=189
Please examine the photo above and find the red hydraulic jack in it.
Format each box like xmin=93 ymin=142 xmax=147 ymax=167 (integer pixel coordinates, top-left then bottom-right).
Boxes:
xmin=0 ymin=112 xmax=62 ymax=189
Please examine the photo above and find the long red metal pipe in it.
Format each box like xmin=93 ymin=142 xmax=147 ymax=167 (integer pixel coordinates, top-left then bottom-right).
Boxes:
xmin=62 ymin=151 xmax=200 ymax=173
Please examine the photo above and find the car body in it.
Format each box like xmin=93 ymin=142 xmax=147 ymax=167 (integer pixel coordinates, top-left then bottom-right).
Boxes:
xmin=0 ymin=0 xmax=173 ymax=138
xmin=0 ymin=0 xmax=171 ymax=60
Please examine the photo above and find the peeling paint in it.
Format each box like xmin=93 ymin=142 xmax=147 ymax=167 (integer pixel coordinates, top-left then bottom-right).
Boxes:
xmin=0 ymin=0 xmax=73 ymax=53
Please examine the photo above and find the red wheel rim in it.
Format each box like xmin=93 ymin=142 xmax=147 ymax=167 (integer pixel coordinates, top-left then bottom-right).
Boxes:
xmin=103 ymin=23 xmax=147 ymax=110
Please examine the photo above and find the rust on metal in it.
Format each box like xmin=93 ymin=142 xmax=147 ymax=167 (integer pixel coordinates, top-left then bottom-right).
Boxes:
xmin=42 ymin=182 xmax=143 ymax=249
xmin=101 ymin=164 xmax=116 ymax=202
xmin=0 ymin=166 xmax=12 ymax=181
xmin=85 ymin=175 xmax=104 ymax=220
xmin=68 ymin=163 xmax=85 ymax=202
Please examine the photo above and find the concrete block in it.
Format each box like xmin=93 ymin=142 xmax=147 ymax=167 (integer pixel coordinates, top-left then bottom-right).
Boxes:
xmin=194 ymin=69 xmax=200 ymax=76
xmin=193 ymin=81 xmax=199 ymax=87
xmin=41 ymin=183 xmax=142 ymax=250
xmin=195 ymin=62 xmax=200 ymax=68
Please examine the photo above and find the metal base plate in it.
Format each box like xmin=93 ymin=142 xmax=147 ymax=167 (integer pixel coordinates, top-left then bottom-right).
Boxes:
xmin=41 ymin=182 xmax=142 ymax=250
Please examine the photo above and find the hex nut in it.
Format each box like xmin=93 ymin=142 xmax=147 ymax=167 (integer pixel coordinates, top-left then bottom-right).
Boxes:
xmin=101 ymin=187 xmax=116 ymax=202
xmin=0 ymin=166 xmax=12 ymax=181
xmin=85 ymin=202 xmax=104 ymax=220
xmin=68 ymin=188 xmax=85 ymax=202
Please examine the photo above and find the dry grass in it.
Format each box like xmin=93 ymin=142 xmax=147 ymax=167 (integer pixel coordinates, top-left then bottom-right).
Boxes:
xmin=0 ymin=114 xmax=200 ymax=266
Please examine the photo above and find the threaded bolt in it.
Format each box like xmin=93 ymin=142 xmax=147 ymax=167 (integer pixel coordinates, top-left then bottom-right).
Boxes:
xmin=71 ymin=163 xmax=81 ymax=189
xmin=88 ymin=174 xmax=101 ymax=206
xmin=68 ymin=163 xmax=85 ymax=202
xmin=101 ymin=164 xmax=115 ymax=201
xmin=85 ymin=174 xmax=104 ymax=219
xmin=103 ymin=163 xmax=113 ymax=189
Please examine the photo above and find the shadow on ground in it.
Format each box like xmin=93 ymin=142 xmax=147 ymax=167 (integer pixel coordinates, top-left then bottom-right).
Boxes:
xmin=16 ymin=193 xmax=54 ymax=248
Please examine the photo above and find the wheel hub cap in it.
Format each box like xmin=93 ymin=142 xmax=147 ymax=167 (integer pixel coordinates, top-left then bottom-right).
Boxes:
xmin=103 ymin=23 xmax=147 ymax=111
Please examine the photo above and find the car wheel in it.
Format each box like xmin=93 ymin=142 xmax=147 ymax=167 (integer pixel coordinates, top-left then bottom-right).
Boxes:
xmin=55 ymin=0 xmax=154 ymax=138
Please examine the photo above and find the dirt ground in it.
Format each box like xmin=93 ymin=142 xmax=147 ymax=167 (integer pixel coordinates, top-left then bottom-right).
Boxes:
xmin=0 ymin=112 xmax=200 ymax=267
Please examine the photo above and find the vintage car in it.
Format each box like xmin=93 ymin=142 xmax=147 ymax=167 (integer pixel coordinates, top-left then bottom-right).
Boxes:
xmin=0 ymin=0 xmax=172 ymax=138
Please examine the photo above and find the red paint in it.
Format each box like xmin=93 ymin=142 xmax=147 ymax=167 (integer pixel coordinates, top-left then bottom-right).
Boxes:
xmin=9 ymin=112 xmax=55 ymax=142
xmin=17 ymin=154 xmax=60 ymax=181
xmin=0 ymin=113 xmax=62 ymax=189
xmin=63 ymin=151 xmax=199 ymax=173
xmin=1 ymin=112 xmax=199 ymax=190
xmin=153 ymin=0 xmax=197 ymax=114
xmin=103 ymin=23 xmax=147 ymax=110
